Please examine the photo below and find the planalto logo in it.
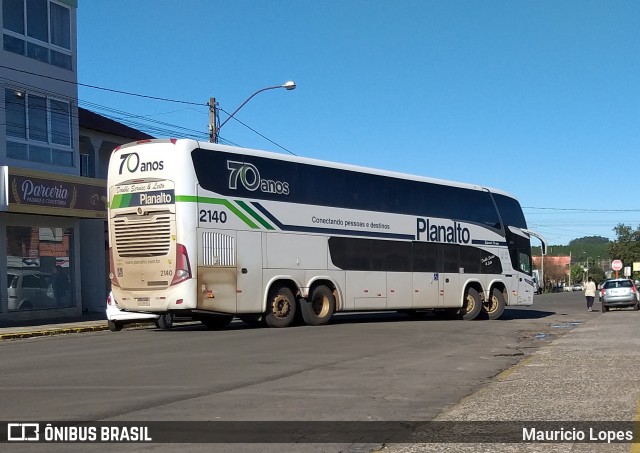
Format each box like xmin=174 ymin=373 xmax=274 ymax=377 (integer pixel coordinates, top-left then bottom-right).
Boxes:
xmin=416 ymin=217 xmax=471 ymax=244
xmin=118 ymin=152 xmax=164 ymax=175
xmin=227 ymin=160 xmax=289 ymax=195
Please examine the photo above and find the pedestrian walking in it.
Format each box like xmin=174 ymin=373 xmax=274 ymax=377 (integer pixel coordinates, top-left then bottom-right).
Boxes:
xmin=584 ymin=277 xmax=597 ymax=311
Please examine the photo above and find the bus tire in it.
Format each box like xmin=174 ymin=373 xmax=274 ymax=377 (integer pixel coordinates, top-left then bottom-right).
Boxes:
xmin=484 ymin=288 xmax=506 ymax=320
xmin=265 ymin=286 xmax=297 ymax=328
xmin=200 ymin=314 xmax=233 ymax=330
xmin=301 ymin=285 xmax=335 ymax=326
xmin=461 ymin=287 xmax=482 ymax=320
xmin=156 ymin=313 xmax=174 ymax=329
xmin=107 ymin=320 xmax=123 ymax=332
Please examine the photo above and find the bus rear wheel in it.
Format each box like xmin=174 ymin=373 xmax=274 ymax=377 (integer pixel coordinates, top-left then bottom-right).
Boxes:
xmin=461 ymin=288 xmax=482 ymax=320
xmin=200 ymin=314 xmax=233 ymax=330
xmin=484 ymin=289 xmax=506 ymax=320
xmin=301 ymin=285 xmax=335 ymax=326
xmin=265 ymin=286 xmax=297 ymax=328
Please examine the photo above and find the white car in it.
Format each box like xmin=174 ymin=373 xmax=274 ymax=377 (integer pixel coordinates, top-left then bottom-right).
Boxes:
xmin=106 ymin=291 xmax=173 ymax=331
xmin=8 ymin=270 xmax=55 ymax=311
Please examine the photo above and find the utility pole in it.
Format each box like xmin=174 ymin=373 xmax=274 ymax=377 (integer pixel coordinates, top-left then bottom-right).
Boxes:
xmin=208 ymin=97 xmax=219 ymax=143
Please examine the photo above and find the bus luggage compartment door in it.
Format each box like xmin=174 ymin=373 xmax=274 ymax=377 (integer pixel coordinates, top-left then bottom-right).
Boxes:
xmin=197 ymin=229 xmax=237 ymax=313
xmin=236 ymin=231 xmax=263 ymax=314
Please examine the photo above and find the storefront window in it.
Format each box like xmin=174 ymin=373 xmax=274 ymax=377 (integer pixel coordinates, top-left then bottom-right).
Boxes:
xmin=6 ymin=226 xmax=74 ymax=311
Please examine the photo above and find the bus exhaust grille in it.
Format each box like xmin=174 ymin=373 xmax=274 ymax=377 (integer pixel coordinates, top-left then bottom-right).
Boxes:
xmin=113 ymin=215 xmax=172 ymax=257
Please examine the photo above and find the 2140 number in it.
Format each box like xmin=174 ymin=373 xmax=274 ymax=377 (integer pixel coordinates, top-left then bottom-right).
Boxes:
xmin=199 ymin=209 xmax=228 ymax=223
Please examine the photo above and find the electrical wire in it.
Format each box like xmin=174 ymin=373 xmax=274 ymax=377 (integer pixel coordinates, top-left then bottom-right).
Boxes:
xmin=0 ymin=64 xmax=206 ymax=106
xmin=2 ymin=68 xmax=296 ymax=152
xmin=217 ymin=106 xmax=296 ymax=156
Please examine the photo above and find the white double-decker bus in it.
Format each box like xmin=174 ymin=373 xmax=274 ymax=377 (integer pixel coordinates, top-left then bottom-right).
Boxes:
xmin=107 ymin=139 xmax=546 ymax=329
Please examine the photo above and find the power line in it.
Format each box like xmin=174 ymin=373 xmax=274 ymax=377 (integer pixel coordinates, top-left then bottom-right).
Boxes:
xmin=0 ymin=64 xmax=206 ymax=106
xmin=2 ymin=67 xmax=296 ymax=152
xmin=218 ymin=106 xmax=296 ymax=156
xmin=2 ymin=76 xmax=209 ymax=140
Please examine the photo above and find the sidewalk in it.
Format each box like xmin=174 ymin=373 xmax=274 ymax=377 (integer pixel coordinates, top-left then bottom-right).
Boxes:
xmin=0 ymin=313 xmax=112 ymax=340
xmin=384 ymin=311 xmax=640 ymax=452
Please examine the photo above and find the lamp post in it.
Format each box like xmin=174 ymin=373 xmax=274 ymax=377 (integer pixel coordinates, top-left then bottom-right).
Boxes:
xmin=584 ymin=257 xmax=592 ymax=282
xmin=210 ymin=81 xmax=296 ymax=143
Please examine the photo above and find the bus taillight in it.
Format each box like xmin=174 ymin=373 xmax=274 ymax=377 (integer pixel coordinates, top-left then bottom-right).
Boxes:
xmin=108 ymin=247 xmax=120 ymax=288
xmin=171 ymin=243 xmax=192 ymax=286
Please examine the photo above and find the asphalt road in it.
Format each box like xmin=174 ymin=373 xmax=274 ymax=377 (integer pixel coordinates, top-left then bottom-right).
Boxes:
xmin=0 ymin=290 xmax=600 ymax=452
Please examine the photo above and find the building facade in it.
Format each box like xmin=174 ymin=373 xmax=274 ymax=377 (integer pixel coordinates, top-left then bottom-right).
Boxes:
xmin=1 ymin=0 xmax=151 ymax=322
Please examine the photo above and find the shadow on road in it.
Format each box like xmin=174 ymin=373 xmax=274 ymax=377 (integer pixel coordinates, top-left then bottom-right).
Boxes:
xmin=158 ymin=308 xmax=558 ymax=333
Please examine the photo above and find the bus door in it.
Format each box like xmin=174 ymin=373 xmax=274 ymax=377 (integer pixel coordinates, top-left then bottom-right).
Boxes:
xmin=515 ymin=248 xmax=534 ymax=305
xmin=439 ymin=244 xmax=461 ymax=308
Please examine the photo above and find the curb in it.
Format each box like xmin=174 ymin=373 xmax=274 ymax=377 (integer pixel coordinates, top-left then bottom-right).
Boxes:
xmin=0 ymin=324 xmax=110 ymax=341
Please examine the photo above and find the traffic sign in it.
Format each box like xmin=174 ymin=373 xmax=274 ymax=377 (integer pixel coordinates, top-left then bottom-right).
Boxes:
xmin=612 ymin=260 xmax=623 ymax=271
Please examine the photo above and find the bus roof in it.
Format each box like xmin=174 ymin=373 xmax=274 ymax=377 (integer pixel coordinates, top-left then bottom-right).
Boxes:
xmin=115 ymin=138 xmax=518 ymax=201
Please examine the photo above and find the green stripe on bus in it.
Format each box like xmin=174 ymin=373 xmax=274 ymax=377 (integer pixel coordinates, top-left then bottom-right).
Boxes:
xmin=111 ymin=193 xmax=133 ymax=209
xmin=235 ymin=200 xmax=275 ymax=230
xmin=175 ymin=195 xmax=259 ymax=229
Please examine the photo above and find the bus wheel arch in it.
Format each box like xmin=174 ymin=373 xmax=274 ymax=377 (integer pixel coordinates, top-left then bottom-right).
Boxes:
xmin=461 ymin=286 xmax=483 ymax=320
xmin=264 ymin=280 xmax=299 ymax=328
xmin=301 ymin=280 xmax=337 ymax=326
xmin=484 ymin=286 xmax=507 ymax=320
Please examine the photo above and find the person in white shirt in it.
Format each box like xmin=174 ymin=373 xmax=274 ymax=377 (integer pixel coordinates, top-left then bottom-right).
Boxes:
xmin=584 ymin=277 xmax=597 ymax=311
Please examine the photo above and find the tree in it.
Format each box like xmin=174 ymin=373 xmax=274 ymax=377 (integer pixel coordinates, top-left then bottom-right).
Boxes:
xmin=569 ymin=236 xmax=610 ymax=245
xmin=570 ymin=264 xmax=584 ymax=284
xmin=543 ymin=257 xmax=568 ymax=288
xmin=608 ymin=224 xmax=640 ymax=280
xmin=571 ymin=263 xmax=606 ymax=285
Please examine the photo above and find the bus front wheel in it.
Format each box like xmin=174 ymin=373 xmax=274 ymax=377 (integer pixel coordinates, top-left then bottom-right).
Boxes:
xmin=107 ymin=320 xmax=123 ymax=332
xmin=156 ymin=313 xmax=174 ymax=329
xmin=484 ymin=289 xmax=506 ymax=320
xmin=265 ymin=286 xmax=297 ymax=328
xmin=301 ymin=285 xmax=335 ymax=326
xmin=461 ymin=288 xmax=482 ymax=320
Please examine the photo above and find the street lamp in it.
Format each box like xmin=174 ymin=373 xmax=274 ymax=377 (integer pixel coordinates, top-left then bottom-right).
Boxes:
xmin=211 ymin=81 xmax=296 ymax=143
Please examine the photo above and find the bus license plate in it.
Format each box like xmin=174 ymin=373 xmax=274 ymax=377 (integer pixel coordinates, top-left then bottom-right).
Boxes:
xmin=136 ymin=297 xmax=150 ymax=306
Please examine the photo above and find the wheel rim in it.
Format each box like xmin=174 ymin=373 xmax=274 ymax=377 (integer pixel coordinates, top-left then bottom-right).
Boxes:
xmin=464 ymin=294 xmax=476 ymax=314
xmin=485 ymin=295 xmax=498 ymax=314
xmin=272 ymin=294 xmax=291 ymax=318
xmin=312 ymin=294 xmax=330 ymax=317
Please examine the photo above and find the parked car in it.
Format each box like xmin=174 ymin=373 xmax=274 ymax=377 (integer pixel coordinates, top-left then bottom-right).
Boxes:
xmin=106 ymin=291 xmax=173 ymax=331
xmin=7 ymin=270 xmax=55 ymax=311
xmin=600 ymin=279 xmax=640 ymax=312
xmin=571 ymin=284 xmax=583 ymax=292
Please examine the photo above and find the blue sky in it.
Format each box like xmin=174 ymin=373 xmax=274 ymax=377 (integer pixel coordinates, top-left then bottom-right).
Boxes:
xmin=78 ymin=0 xmax=640 ymax=246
